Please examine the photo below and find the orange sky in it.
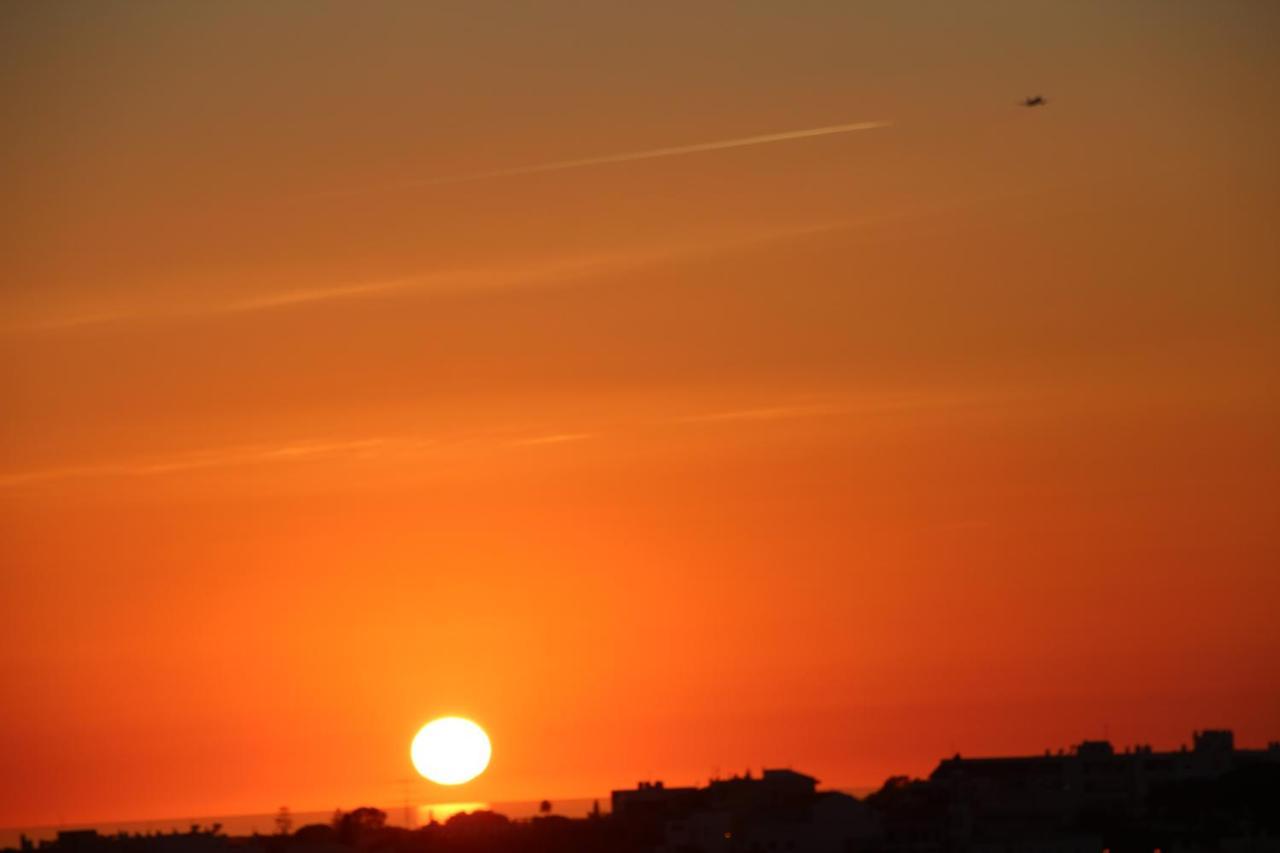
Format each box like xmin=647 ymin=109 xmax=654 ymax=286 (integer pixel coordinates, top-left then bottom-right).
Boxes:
xmin=2 ymin=0 xmax=1279 ymax=830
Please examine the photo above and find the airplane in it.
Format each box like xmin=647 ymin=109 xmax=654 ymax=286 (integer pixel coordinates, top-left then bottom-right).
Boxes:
xmin=1022 ymin=95 xmax=1047 ymax=107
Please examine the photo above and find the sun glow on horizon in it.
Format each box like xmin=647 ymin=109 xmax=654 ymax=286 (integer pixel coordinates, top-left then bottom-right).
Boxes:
xmin=411 ymin=718 xmax=492 ymax=786
xmin=417 ymin=802 xmax=490 ymax=824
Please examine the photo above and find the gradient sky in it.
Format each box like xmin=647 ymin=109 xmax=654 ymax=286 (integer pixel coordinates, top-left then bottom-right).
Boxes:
xmin=2 ymin=0 xmax=1279 ymax=830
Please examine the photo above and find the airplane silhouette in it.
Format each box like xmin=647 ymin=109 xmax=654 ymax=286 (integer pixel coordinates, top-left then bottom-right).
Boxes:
xmin=1022 ymin=95 xmax=1047 ymax=107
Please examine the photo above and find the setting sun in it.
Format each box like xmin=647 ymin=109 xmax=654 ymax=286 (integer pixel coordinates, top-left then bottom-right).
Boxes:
xmin=410 ymin=717 xmax=492 ymax=785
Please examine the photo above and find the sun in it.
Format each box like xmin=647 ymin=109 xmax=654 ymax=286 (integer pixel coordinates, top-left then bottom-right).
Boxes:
xmin=410 ymin=717 xmax=492 ymax=785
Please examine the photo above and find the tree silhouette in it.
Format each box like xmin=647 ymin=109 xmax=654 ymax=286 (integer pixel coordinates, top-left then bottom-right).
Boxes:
xmin=334 ymin=807 xmax=386 ymax=844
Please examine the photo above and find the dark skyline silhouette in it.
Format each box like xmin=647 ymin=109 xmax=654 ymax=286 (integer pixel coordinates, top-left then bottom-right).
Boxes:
xmin=8 ymin=729 xmax=1277 ymax=853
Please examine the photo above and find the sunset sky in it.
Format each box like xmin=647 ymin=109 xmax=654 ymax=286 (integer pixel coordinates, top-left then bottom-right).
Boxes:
xmin=2 ymin=0 xmax=1278 ymax=830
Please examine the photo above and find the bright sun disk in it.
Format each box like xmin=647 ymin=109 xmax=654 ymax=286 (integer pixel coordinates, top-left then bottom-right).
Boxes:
xmin=411 ymin=717 xmax=491 ymax=785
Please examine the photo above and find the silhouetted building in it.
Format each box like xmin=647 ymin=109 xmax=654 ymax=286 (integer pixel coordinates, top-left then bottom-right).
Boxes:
xmin=930 ymin=729 xmax=1280 ymax=844
xmin=706 ymin=769 xmax=818 ymax=815
xmin=51 ymin=834 xmax=102 ymax=853
xmin=616 ymin=769 xmax=876 ymax=853
xmin=612 ymin=780 xmax=703 ymax=823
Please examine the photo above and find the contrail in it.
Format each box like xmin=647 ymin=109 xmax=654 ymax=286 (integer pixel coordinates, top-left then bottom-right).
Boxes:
xmin=424 ymin=119 xmax=891 ymax=185
xmin=301 ymin=119 xmax=891 ymax=198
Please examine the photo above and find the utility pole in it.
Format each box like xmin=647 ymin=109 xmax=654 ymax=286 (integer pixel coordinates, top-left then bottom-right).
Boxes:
xmin=399 ymin=777 xmax=417 ymax=829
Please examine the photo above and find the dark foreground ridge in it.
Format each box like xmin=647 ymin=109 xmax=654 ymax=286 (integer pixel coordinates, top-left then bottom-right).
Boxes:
xmin=10 ymin=730 xmax=1279 ymax=853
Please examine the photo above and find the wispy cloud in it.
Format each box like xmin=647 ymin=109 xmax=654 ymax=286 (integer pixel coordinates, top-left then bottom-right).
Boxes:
xmin=0 ymin=439 xmax=389 ymax=488
xmin=220 ymin=254 xmax=631 ymax=315
xmin=5 ymin=220 xmax=858 ymax=335
xmin=505 ymin=432 xmax=593 ymax=447
xmin=0 ymin=427 xmax=604 ymax=490
xmin=0 ymin=389 xmax=1004 ymax=490
xmin=672 ymin=404 xmax=842 ymax=425
xmin=10 ymin=180 xmax=1041 ymax=338
xmin=19 ymin=310 xmax=146 ymax=334
xmin=672 ymin=390 xmax=1002 ymax=427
